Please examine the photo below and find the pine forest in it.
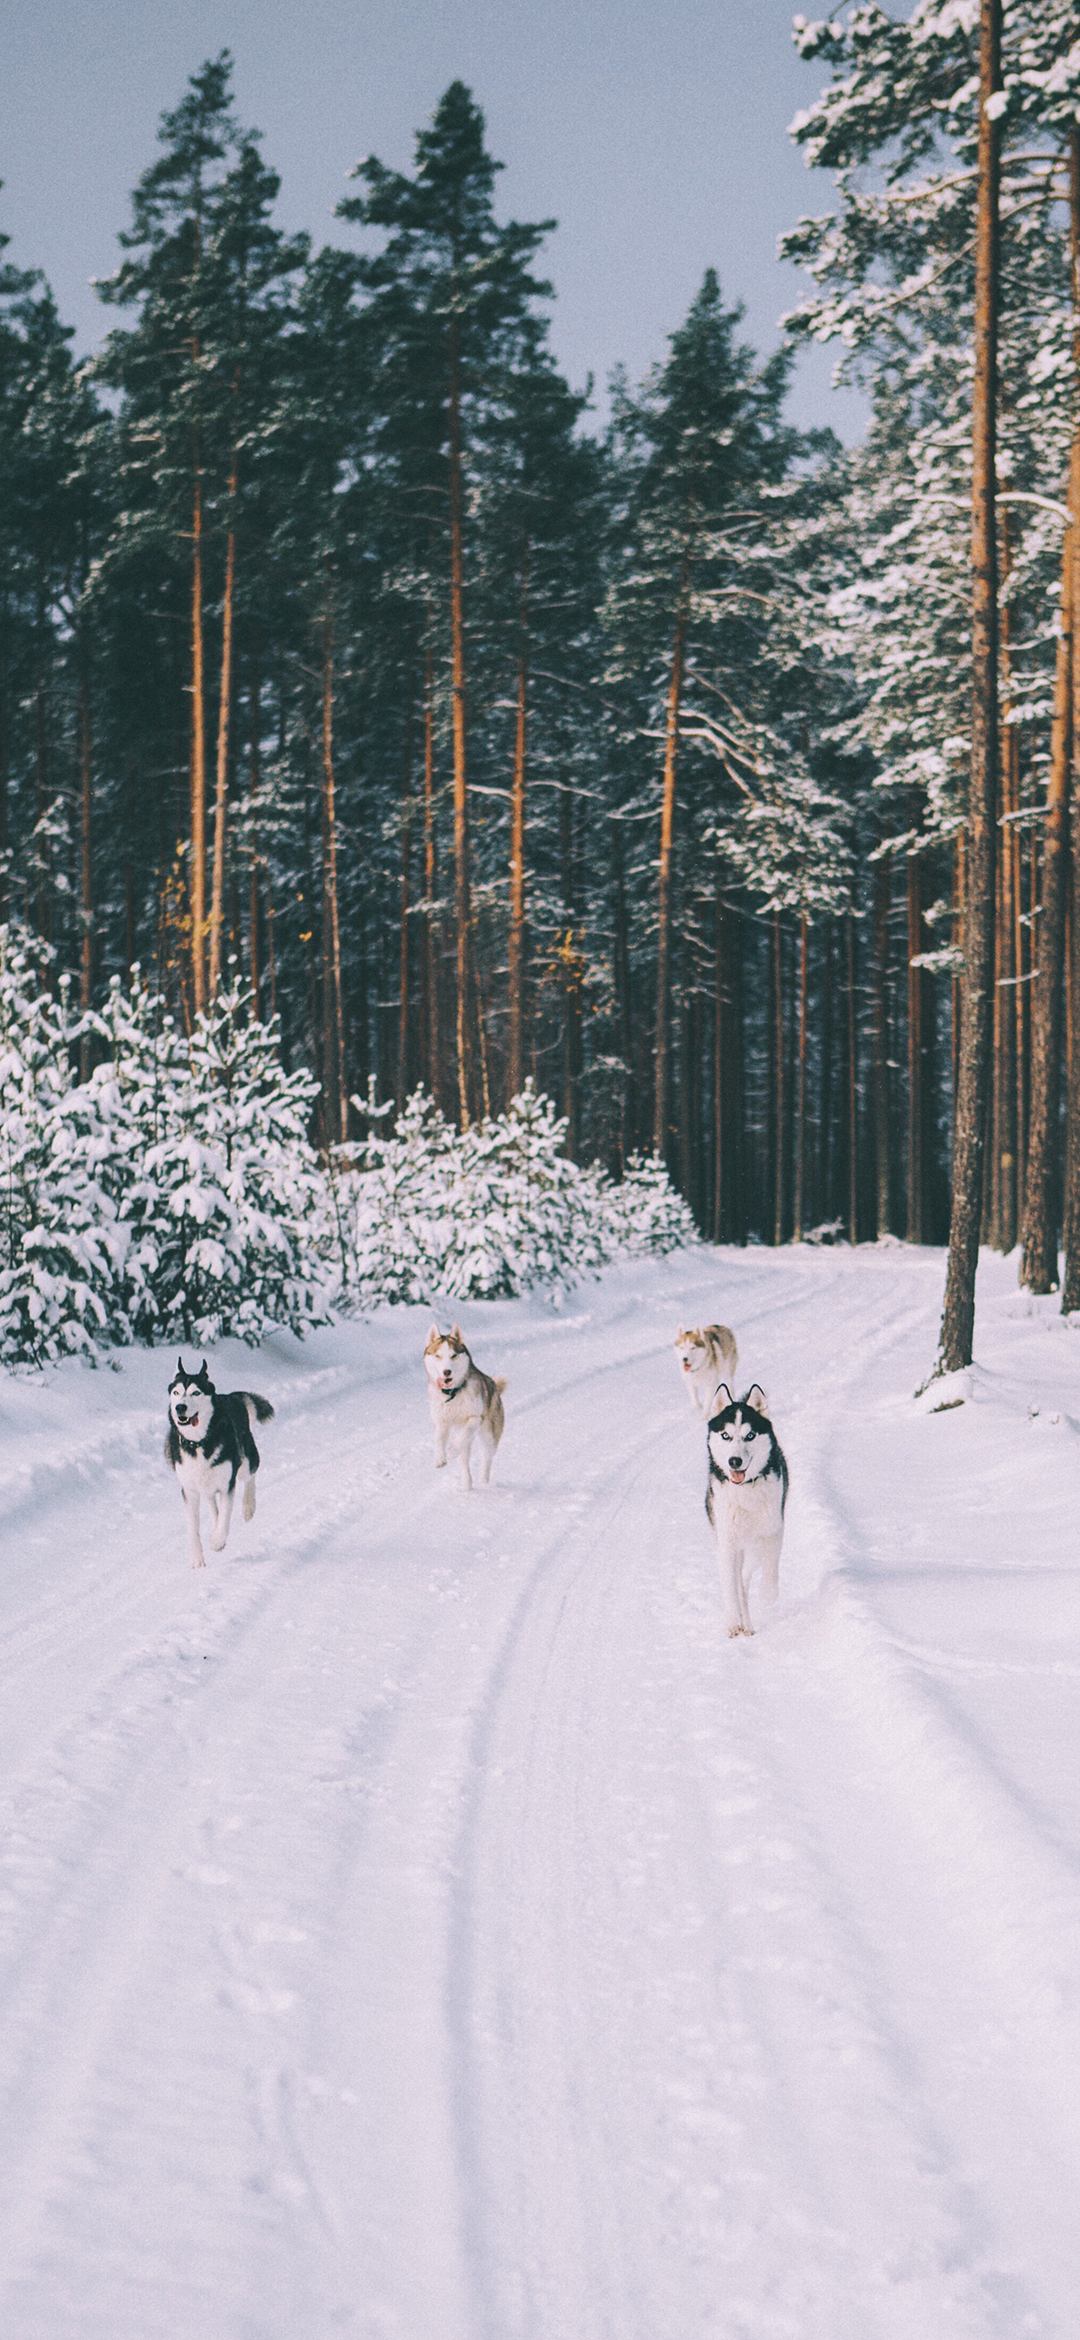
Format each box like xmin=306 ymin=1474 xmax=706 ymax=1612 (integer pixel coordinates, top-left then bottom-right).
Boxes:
xmin=2 ymin=2 xmax=1080 ymax=1370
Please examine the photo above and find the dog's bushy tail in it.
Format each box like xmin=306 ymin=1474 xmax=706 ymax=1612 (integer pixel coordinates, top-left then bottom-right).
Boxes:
xmin=241 ymin=1392 xmax=275 ymax=1424
xmin=494 ymin=1378 xmax=508 ymax=1395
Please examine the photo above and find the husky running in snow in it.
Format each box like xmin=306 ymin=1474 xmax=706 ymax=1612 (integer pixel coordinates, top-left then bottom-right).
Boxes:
xmin=424 ymin=1324 xmax=506 ymax=1490
xmin=166 ymin=1358 xmax=274 ymax=1568
xmin=705 ymin=1383 xmax=788 ymax=1638
xmin=674 ymin=1321 xmax=739 ymax=1415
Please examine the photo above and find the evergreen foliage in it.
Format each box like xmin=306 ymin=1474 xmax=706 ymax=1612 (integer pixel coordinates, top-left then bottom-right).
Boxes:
xmin=2 ymin=19 xmax=1080 ymax=1340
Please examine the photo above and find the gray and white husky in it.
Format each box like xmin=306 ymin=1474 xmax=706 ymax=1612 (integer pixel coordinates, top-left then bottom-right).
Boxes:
xmin=705 ymin=1383 xmax=788 ymax=1638
xmin=166 ymin=1358 xmax=274 ymax=1568
xmin=424 ymin=1323 xmax=506 ymax=1490
xmin=674 ymin=1321 xmax=739 ymax=1415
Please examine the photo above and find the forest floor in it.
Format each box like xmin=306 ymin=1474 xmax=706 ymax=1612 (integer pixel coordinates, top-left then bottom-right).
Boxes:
xmin=1 ymin=1244 xmax=1079 ymax=2339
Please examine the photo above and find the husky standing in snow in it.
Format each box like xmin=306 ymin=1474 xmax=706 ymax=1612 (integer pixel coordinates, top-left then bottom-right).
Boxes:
xmin=674 ymin=1322 xmax=739 ymax=1415
xmin=165 ymin=1358 xmax=274 ymax=1568
xmin=705 ymin=1384 xmax=788 ymax=1637
xmin=424 ymin=1324 xmax=506 ymax=1490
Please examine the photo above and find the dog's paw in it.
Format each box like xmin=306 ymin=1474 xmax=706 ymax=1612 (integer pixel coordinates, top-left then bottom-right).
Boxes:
xmin=727 ymin=1623 xmax=753 ymax=1638
xmin=191 ymin=1554 xmax=206 ymax=1569
xmin=434 ymin=1454 xmax=447 ymax=1469
xmin=209 ymin=1533 xmax=228 ymax=1552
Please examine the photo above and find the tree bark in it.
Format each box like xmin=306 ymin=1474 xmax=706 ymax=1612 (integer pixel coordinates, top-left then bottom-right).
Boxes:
xmin=1059 ymin=133 xmax=1080 ymax=1311
xmin=872 ymin=854 xmax=892 ymax=1237
xmin=508 ymin=547 xmax=529 ymax=1102
xmin=612 ymin=809 xmax=633 ymax=1170
xmin=1020 ymin=507 xmax=1072 ymax=1289
xmin=996 ymin=517 xmax=1019 ymax=1252
xmin=448 ymin=314 xmax=474 ymax=1128
xmin=655 ymin=558 xmax=690 ymax=1160
xmin=939 ymin=0 xmax=1001 ymax=1372
xmin=320 ymin=614 xmax=348 ymax=1145
xmin=906 ymin=825 xmax=924 ymax=1244
xmin=398 ymin=685 xmax=415 ymax=1106
xmin=422 ymin=639 xmax=438 ymax=1100
xmin=78 ymin=623 xmax=94 ymax=1016
xmin=248 ymin=651 xmax=262 ymax=1015
xmin=772 ymin=910 xmax=785 ymax=1245
xmin=190 ymin=459 xmax=207 ymax=1015
xmin=713 ymin=878 xmax=725 ymax=1241
xmin=846 ymin=909 xmax=858 ymax=1246
xmin=795 ymin=911 xmax=809 ymax=1241
xmin=208 ymin=442 xmax=238 ymax=1001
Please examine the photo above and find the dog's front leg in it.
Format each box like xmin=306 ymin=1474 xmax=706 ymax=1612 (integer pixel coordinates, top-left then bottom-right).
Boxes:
xmin=184 ymin=1488 xmax=206 ymax=1569
xmin=714 ymin=1531 xmax=752 ymax=1636
xmin=243 ymin=1467 xmax=257 ymax=1522
xmin=457 ymin=1428 xmax=474 ymax=1491
xmin=210 ymin=1483 xmax=235 ymax=1552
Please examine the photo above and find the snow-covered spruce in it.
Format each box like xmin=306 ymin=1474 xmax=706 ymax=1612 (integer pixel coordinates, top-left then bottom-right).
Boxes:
xmin=337 ymin=1083 xmax=697 ymax=1308
xmin=0 ymin=933 xmax=328 ymax=1364
xmin=1 ymin=938 xmax=695 ymax=1363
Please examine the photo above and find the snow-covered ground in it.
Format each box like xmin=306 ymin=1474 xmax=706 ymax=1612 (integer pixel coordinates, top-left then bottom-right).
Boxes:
xmin=1 ymin=1244 xmax=1079 ymax=2340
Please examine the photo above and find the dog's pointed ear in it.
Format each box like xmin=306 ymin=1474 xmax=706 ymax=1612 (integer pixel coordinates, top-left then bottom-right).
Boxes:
xmin=176 ymin=1356 xmax=185 ymax=1378
xmin=746 ymin=1384 xmax=768 ymax=1415
xmin=451 ymin=1323 xmax=463 ymax=1344
xmin=715 ymin=1382 xmax=733 ymax=1411
xmin=676 ymin=1323 xmax=684 ymax=1339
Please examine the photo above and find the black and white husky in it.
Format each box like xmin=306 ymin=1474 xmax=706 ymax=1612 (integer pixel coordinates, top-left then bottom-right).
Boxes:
xmin=165 ymin=1358 xmax=274 ymax=1568
xmin=423 ymin=1323 xmax=506 ymax=1489
xmin=705 ymin=1384 xmax=788 ymax=1638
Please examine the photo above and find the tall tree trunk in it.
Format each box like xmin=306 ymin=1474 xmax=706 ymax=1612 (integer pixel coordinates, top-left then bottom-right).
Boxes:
xmin=508 ymin=547 xmax=529 ymax=1102
xmin=34 ymin=587 xmax=51 ymax=943
xmin=713 ymin=878 xmax=725 ymax=1241
xmin=655 ymin=557 xmax=690 ymax=1160
xmin=906 ymin=826 xmax=924 ymax=1244
xmin=190 ymin=458 xmax=207 ymax=1015
xmin=208 ymin=444 xmax=238 ymax=1000
xmin=0 ymin=595 xmax=8 ymax=921
xmin=846 ymin=909 xmax=858 ymax=1246
xmin=1020 ymin=509 xmax=1072 ymax=1289
xmin=422 ymin=640 xmax=438 ymax=1100
xmin=321 ymin=614 xmax=348 ymax=1146
xmin=78 ymin=621 xmax=94 ymax=1018
xmin=448 ymin=314 xmax=473 ymax=1128
xmin=1059 ymin=133 xmax=1080 ymax=1311
xmin=996 ymin=523 xmax=1019 ymax=1252
xmin=772 ymin=910 xmax=785 ymax=1246
xmin=939 ymin=0 xmax=1001 ymax=1372
xmin=398 ymin=685 xmax=415 ymax=1105
xmin=248 ymin=650 xmax=262 ymax=1015
xmin=872 ymin=854 xmax=892 ymax=1236
xmin=818 ymin=920 xmax=834 ymax=1229
xmin=560 ymin=782 xmax=580 ymax=1157
xmin=612 ymin=809 xmax=633 ymax=1170
xmin=795 ymin=911 xmax=809 ymax=1241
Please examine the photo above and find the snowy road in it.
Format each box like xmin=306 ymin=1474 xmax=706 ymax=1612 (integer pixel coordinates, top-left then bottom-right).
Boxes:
xmin=2 ymin=1246 xmax=1080 ymax=2338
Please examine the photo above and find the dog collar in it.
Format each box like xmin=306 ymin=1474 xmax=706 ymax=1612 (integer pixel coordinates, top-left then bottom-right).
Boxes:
xmin=441 ymin=1385 xmax=458 ymax=1401
xmin=177 ymin=1431 xmax=204 ymax=1457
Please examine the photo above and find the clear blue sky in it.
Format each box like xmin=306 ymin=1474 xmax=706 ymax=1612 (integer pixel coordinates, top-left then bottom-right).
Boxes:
xmin=0 ymin=0 xmax=866 ymax=439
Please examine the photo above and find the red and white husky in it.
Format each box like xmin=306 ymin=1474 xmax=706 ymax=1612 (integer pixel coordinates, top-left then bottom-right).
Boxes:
xmin=424 ymin=1324 xmax=507 ymax=1490
xmin=674 ymin=1322 xmax=739 ymax=1415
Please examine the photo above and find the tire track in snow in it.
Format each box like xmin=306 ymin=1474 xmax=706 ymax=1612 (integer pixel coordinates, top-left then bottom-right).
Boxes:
xmin=437 ymin=1256 xmax=1066 ymax=2339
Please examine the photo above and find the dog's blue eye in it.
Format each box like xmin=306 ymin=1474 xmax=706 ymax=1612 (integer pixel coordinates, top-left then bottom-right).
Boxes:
xmin=721 ymin=1430 xmax=732 ymax=1440
xmin=745 ymin=1430 xmax=755 ymax=1441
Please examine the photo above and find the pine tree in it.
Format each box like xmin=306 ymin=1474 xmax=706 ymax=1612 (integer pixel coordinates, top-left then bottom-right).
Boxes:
xmin=338 ymin=83 xmax=556 ymax=1127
